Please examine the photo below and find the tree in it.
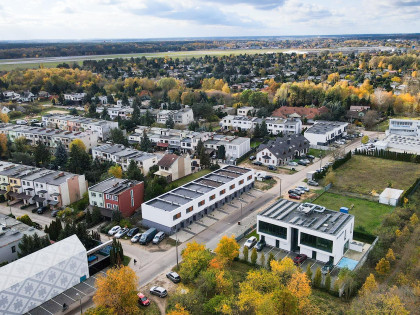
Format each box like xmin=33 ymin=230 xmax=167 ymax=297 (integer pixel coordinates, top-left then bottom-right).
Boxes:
xmin=216 ymin=145 xmax=226 ymax=160
xmin=67 ymin=144 xmax=91 ymax=175
xmin=336 ymin=267 xmax=356 ymax=300
xmin=109 ymin=238 xmax=124 ymax=266
xmin=167 ymin=304 xmax=191 ymax=315
xmin=179 ymin=241 xmax=212 ymax=283
xmin=409 ymin=213 xmax=419 ymax=226
xmin=375 ymin=258 xmax=390 ymax=275
xmin=108 ymin=165 xmax=123 ymax=178
xmin=214 ymin=235 xmax=239 ymax=263
xmin=361 ymin=135 xmax=369 ymax=144
xmin=385 ymin=248 xmax=396 ymax=262
xmin=14 ymin=136 xmax=30 ymax=153
xmin=359 ymin=273 xmax=378 ymax=296
xmin=287 ymin=272 xmax=311 ymax=310
xmin=93 ymin=266 xmax=139 ymax=315
xmin=196 ymin=140 xmax=204 ymax=157
xmin=84 ymin=307 xmax=114 ymax=315
xmin=69 ymin=138 xmax=86 ymax=152
xmin=34 ymin=142 xmax=51 ymax=166
xmin=17 ymin=214 xmax=33 ymax=226
xmin=0 ymin=113 xmax=9 ymax=123
xmin=260 ymin=121 xmax=269 ymax=137
xmin=18 ymin=234 xmax=50 ymax=258
xmin=101 ymin=107 xmax=110 ymax=120
xmin=126 ymin=160 xmax=144 ymax=181
xmin=0 ymin=134 xmax=8 ymax=157
xmin=199 ymin=146 xmax=211 ymax=168
xmin=324 ymin=170 xmax=336 ymax=185
xmin=267 ymin=252 xmax=275 ymax=270
xmin=69 ymin=108 xmax=78 ymax=116
xmin=54 ymin=142 xmax=68 ymax=168
xmin=92 ymin=206 xmax=102 ymax=225
xmin=45 ymin=218 xmax=63 ymax=241
xmin=139 ymin=130 xmax=152 ymax=152
xmin=242 ymin=246 xmax=249 ymax=262
xmin=312 ymin=267 xmax=322 ymax=288
xmin=85 ymin=209 xmax=92 ymax=226
xmin=166 ymin=116 xmax=175 ymax=129
xmin=251 ymin=248 xmax=258 ymax=265
xmin=305 ymin=264 xmax=313 ymax=281
xmin=110 ymin=128 xmax=128 ymax=146
xmin=324 ymin=272 xmax=331 ymax=291
xmin=260 ymin=252 xmax=266 ymax=268
xmin=362 ymin=110 xmax=379 ymax=129
xmin=350 ymin=289 xmax=409 ymax=315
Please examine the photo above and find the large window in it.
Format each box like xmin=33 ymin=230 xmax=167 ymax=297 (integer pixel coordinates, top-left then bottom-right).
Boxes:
xmin=258 ymin=221 xmax=287 ymax=239
xmin=300 ymin=232 xmax=333 ymax=253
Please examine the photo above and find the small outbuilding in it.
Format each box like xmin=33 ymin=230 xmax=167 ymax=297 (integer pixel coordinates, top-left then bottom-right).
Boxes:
xmin=379 ymin=188 xmax=404 ymax=206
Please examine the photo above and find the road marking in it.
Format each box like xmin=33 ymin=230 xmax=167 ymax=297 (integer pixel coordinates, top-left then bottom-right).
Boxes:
xmin=50 ymin=298 xmax=62 ymax=306
xmin=73 ymin=286 xmax=87 ymax=294
xmin=311 ymin=261 xmax=317 ymax=268
xmin=39 ymin=306 xmax=53 ymax=315
xmin=62 ymin=292 xmax=76 ymax=301
xmin=82 ymin=281 xmax=95 ymax=289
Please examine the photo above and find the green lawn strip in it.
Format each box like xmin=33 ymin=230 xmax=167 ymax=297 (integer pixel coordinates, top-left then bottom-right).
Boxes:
xmin=313 ymin=192 xmax=393 ymax=234
xmin=308 ymin=148 xmax=329 ymax=157
xmin=171 ymin=169 xmax=212 ymax=187
xmin=245 ymin=229 xmax=259 ymax=241
xmin=123 ymin=255 xmax=131 ymax=266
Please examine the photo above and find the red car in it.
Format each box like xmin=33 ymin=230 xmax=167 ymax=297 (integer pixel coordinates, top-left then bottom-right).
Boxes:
xmin=293 ymin=254 xmax=308 ymax=265
xmin=137 ymin=293 xmax=150 ymax=306
xmin=289 ymin=193 xmax=301 ymax=200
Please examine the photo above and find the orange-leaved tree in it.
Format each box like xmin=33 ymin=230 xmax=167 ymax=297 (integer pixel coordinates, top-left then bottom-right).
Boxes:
xmin=167 ymin=304 xmax=191 ymax=315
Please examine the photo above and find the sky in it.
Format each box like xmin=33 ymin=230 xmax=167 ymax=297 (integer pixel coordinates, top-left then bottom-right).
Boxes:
xmin=0 ymin=0 xmax=419 ymax=40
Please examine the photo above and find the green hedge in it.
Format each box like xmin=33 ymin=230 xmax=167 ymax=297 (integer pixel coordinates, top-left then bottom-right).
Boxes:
xmin=354 ymin=148 xmax=420 ymax=163
xmin=401 ymin=177 xmax=420 ymax=204
xmin=332 ymin=151 xmax=352 ymax=170
xmin=353 ymin=230 xmax=377 ymax=243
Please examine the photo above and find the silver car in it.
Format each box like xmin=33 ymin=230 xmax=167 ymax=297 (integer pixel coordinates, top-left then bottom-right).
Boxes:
xmin=114 ymin=227 xmax=129 ymax=239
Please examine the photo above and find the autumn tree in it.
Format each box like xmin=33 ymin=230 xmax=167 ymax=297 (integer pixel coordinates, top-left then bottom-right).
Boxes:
xmin=93 ymin=266 xmax=139 ymax=315
xmin=336 ymin=267 xmax=356 ymax=300
xmin=251 ymin=248 xmax=258 ymax=265
xmin=324 ymin=272 xmax=331 ymax=291
xmin=179 ymin=241 xmax=212 ymax=283
xmin=305 ymin=264 xmax=313 ymax=281
xmin=167 ymin=304 xmax=191 ymax=315
xmin=242 ymin=246 xmax=249 ymax=262
xmin=386 ymin=248 xmax=396 ymax=262
xmin=287 ymin=272 xmax=311 ymax=310
xmin=267 ymin=252 xmax=275 ymax=270
xmin=313 ymin=267 xmax=322 ymax=288
xmin=69 ymin=138 xmax=86 ymax=152
xmin=359 ymin=274 xmax=378 ymax=296
xmin=350 ymin=289 xmax=409 ymax=315
xmin=214 ymin=235 xmax=239 ymax=264
xmin=260 ymin=252 xmax=266 ymax=268
xmin=0 ymin=113 xmax=9 ymax=123
xmin=0 ymin=134 xmax=8 ymax=157
xmin=375 ymin=258 xmax=391 ymax=275
xmin=108 ymin=165 xmax=123 ymax=178
xmin=361 ymin=135 xmax=369 ymax=144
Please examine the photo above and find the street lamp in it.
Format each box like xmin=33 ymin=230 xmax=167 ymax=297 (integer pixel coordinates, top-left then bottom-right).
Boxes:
xmin=175 ymin=232 xmax=179 ymax=269
xmin=75 ymin=293 xmax=82 ymax=314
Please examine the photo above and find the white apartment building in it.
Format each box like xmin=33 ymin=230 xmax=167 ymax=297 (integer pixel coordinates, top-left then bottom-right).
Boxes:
xmin=64 ymin=93 xmax=86 ymax=102
xmin=0 ymin=124 xmax=98 ymax=151
xmin=237 ymin=106 xmax=254 ymax=116
xmin=96 ymin=105 xmax=134 ymax=120
xmin=142 ymin=166 xmax=254 ymax=234
xmin=304 ymin=121 xmax=348 ymax=146
xmin=387 ymin=119 xmax=420 ymax=137
xmin=2 ymin=91 xmax=21 ymax=101
xmin=204 ymin=135 xmax=251 ymax=160
xmin=92 ymin=144 xmax=160 ymax=175
xmin=220 ymin=116 xmax=302 ymax=135
xmin=257 ymin=200 xmax=355 ymax=264
xmin=42 ymin=114 xmax=118 ymax=140
xmin=156 ymin=108 xmax=194 ymax=125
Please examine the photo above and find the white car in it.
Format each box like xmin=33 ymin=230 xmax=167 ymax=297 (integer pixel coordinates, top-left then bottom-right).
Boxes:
xmin=108 ymin=225 xmax=121 ymax=236
xmin=244 ymin=236 xmax=257 ymax=249
xmin=131 ymin=233 xmax=142 ymax=243
xmin=288 ymin=161 xmax=298 ymax=166
xmin=115 ymin=227 xmax=129 ymax=239
xmin=297 ymin=186 xmax=310 ymax=192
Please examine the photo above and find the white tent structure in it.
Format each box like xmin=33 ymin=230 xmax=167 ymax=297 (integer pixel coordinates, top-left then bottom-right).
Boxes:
xmin=379 ymin=188 xmax=404 ymax=206
xmin=0 ymin=235 xmax=88 ymax=315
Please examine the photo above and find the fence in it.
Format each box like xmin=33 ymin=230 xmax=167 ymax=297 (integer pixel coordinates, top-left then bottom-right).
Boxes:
xmin=354 ymin=148 xmax=420 ymax=164
xmin=353 ymin=236 xmax=379 ymax=272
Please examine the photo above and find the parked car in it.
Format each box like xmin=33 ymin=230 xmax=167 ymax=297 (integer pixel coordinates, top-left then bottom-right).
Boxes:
xmin=308 ymin=180 xmax=319 ymax=186
xmin=298 ymin=160 xmax=309 ymax=166
xmin=127 ymin=227 xmax=140 ymax=238
xmin=293 ymin=254 xmax=308 ymax=265
xmin=16 ymin=120 xmax=28 ymax=125
xmin=288 ymin=161 xmax=298 ymax=166
xmin=288 ymin=189 xmax=303 ymax=196
xmin=166 ymin=271 xmax=181 ymax=283
xmin=32 ymin=207 xmax=38 ymax=213
xmin=244 ymin=236 xmax=257 ymax=249
xmin=150 ymin=286 xmax=168 ymax=298
xmin=37 ymin=206 xmax=49 ymax=214
xmin=131 ymin=233 xmax=142 ymax=243
xmin=51 ymin=210 xmax=59 ymax=217
xmin=289 ymin=193 xmax=301 ymax=200
xmin=301 ymin=159 xmax=311 ymax=164
xmin=137 ymin=293 xmax=150 ymax=306
xmin=152 ymin=231 xmax=166 ymax=244
xmin=108 ymin=225 xmax=121 ymax=236
xmin=252 ymin=161 xmax=262 ymax=166
xmin=32 ymin=222 xmax=42 ymax=230
xmin=322 ymin=262 xmax=334 ymax=275
xmin=139 ymin=228 xmax=158 ymax=245
xmin=114 ymin=227 xmax=129 ymax=238
xmin=294 ymin=188 xmax=306 ymax=195
xmin=255 ymin=239 xmax=266 ymax=252
xmin=264 ymin=175 xmax=273 ymax=180
xmin=249 ymin=155 xmax=256 ymax=161
xmin=297 ymin=186 xmax=310 ymax=192
xmin=307 ymin=155 xmax=315 ymax=160
xmin=267 ymin=165 xmax=277 ymax=171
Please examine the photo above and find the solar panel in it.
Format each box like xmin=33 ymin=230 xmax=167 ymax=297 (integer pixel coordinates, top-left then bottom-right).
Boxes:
xmin=296 ymin=219 xmax=305 ymax=225
xmin=277 ymin=203 xmax=300 ymax=220
xmin=270 ymin=200 xmax=293 ymax=218
xmin=261 ymin=199 xmax=287 ymax=216
xmin=304 ymin=217 xmax=318 ymax=227
xmin=330 ymin=212 xmax=341 ymax=223
xmin=329 ymin=216 xmax=349 ymax=234
xmin=313 ymin=214 xmax=331 ymax=230
xmin=289 ymin=216 xmax=300 ymax=224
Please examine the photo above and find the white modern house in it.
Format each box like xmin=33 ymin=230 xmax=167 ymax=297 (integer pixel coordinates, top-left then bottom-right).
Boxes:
xmin=257 ymin=200 xmax=355 ymax=264
xmin=204 ymin=135 xmax=251 ymax=160
xmin=304 ymin=121 xmax=348 ymax=146
xmin=142 ymin=166 xmax=254 ymax=234
xmin=237 ymin=106 xmax=254 ymax=116
xmin=156 ymin=108 xmax=194 ymax=125
xmin=0 ymin=235 xmax=89 ymax=315
xmin=387 ymin=119 xmax=420 ymax=137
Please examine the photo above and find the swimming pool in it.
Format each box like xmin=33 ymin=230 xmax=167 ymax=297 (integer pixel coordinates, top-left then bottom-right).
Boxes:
xmin=337 ymin=257 xmax=358 ymax=270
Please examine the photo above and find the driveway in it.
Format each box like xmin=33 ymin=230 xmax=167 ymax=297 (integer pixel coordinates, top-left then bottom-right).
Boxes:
xmin=0 ymin=202 xmax=54 ymax=228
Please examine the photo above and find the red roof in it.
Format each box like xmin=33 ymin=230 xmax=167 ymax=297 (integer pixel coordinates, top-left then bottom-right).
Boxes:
xmin=157 ymin=142 xmax=169 ymax=148
xmin=157 ymin=154 xmax=179 ymax=168
xmin=272 ymin=106 xmax=329 ymax=120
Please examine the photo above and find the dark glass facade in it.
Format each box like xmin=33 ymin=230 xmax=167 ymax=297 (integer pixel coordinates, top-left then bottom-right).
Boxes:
xmin=258 ymin=221 xmax=287 ymax=239
xmin=300 ymin=232 xmax=333 ymax=253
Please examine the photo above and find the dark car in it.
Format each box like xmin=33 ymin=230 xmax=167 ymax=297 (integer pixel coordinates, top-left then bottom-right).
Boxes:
xmin=307 ymin=155 xmax=315 ymax=160
xmin=293 ymin=254 xmax=308 ymax=265
xmin=137 ymin=293 xmax=150 ymax=306
xmin=150 ymin=286 xmax=167 ymax=298
xmin=166 ymin=271 xmax=181 ymax=283
xmin=37 ymin=206 xmax=49 ymax=214
xmin=249 ymin=156 xmax=256 ymax=161
xmin=255 ymin=240 xmax=266 ymax=252
xmin=298 ymin=160 xmax=309 ymax=166
xmin=322 ymin=262 xmax=334 ymax=275
xmin=264 ymin=175 xmax=273 ymax=180
xmin=289 ymin=193 xmax=301 ymax=200
xmin=127 ymin=227 xmax=140 ymax=238
xmin=267 ymin=165 xmax=277 ymax=171
xmin=252 ymin=161 xmax=262 ymax=166
xmin=31 ymin=207 xmax=38 ymax=213
xmin=32 ymin=222 xmax=42 ymax=230
xmin=51 ymin=210 xmax=59 ymax=217
xmin=288 ymin=189 xmax=303 ymax=196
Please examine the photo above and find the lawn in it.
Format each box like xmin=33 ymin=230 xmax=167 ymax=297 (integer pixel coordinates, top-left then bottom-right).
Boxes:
xmin=171 ymin=169 xmax=212 ymax=187
xmin=308 ymin=148 xmax=329 ymax=158
xmin=250 ymin=140 xmax=262 ymax=148
xmin=326 ymin=155 xmax=420 ymax=196
xmin=313 ymin=192 xmax=394 ymax=234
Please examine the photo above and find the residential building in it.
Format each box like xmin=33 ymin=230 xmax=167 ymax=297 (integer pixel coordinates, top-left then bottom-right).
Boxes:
xmin=2 ymin=91 xmax=20 ymax=102
xmin=156 ymin=108 xmax=194 ymax=125
xmin=42 ymin=114 xmax=118 ymax=140
xmin=96 ymin=105 xmax=133 ymax=120
xmin=387 ymin=119 xmax=420 ymax=137
xmin=88 ymin=177 xmax=144 ymax=217
xmin=256 ymin=135 xmax=309 ymax=166
xmin=204 ymin=135 xmax=251 ymax=160
xmin=64 ymin=92 xmax=86 ymax=103
xmin=0 ymin=235 xmax=89 ymax=315
xmin=257 ymin=200 xmax=354 ymax=264
xmin=272 ymin=106 xmax=329 ymax=123
xmin=92 ymin=144 xmax=160 ymax=175
xmin=0 ymin=213 xmax=46 ymax=263
xmin=0 ymin=106 xmax=11 ymax=115
xmin=142 ymin=166 xmax=254 ymax=234
xmin=154 ymin=154 xmax=192 ymax=182
xmin=18 ymin=91 xmax=36 ymax=103
xmin=91 ymin=95 xmax=108 ymax=105
xmin=304 ymin=121 xmax=348 ymax=145
xmin=237 ymin=106 xmax=254 ymax=116
xmin=0 ymin=124 xmax=98 ymax=151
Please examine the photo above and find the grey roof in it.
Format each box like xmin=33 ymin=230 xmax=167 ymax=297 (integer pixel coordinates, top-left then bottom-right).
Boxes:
xmin=89 ymin=177 xmax=141 ymax=194
xmin=305 ymin=121 xmax=348 ymax=134
xmin=259 ymin=199 xmax=354 ymax=236
xmin=257 ymin=135 xmax=309 ymax=159
xmin=34 ymin=171 xmax=75 ymax=185
xmin=145 ymin=166 xmax=252 ymax=212
xmin=0 ymin=214 xmax=46 ymax=248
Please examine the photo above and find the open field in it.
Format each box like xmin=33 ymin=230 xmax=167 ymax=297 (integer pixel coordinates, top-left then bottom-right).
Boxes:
xmin=0 ymin=48 xmax=295 ymax=71
xmin=171 ymin=169 xmax=212 ymax=187
xmin=325 ymin=155 xmax=420 ymax=196
xmin=313 ymin=192 xmax=394 ymax=234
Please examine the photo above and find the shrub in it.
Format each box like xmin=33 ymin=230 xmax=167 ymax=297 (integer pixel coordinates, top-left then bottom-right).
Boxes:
xmin=250 ymin=248 xmax=258 ymax=265
xmin=243 ymin=246 xmax=249 ymax=262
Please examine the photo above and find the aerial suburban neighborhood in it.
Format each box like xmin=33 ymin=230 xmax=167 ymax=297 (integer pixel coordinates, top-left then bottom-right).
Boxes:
xmin=0 ymin=3 xmax=419 ymax=315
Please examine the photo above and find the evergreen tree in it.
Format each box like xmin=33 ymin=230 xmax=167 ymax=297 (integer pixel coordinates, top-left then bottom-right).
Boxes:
xmin=216 ymin=145 xmax=226 ymax=160
xmin=85 ymin=209 xmax=92 ymax=226
xmin=313 ymin=267 xmax=322 ymax=288
xmin=92 ymin=206 xmax=102 ymax=225
xmin=243 ymin=246 xmax=249 ymax=262
xmin=260 ymin=252 xmax=266 ymax=268
xmin=139 ymin=131 xmax=152 ymax=152
xmin=126 ymin=160 xmax=144 ymax=181
xmin=324 ymin=272 xmax=331 ymax=291
xmin=251 ymin=248 xmax=258 ymax=265
xmin=110 ymin=128 xmax=127 ymax=146
xmin=67 ymin=144 xmax=91 ymax=175
xmin=34 ymin=142 xmax=51 ymax=167
xmin=54 ymin=142 xmax=68 ymax=169
xmin=306 ymin=264 xmax=313 ymax=281
xmin=260 ymin=120 xmax=269 ymax=138
xmin=101 ymin=107 xmax=110 ymax=120
xmin=253 ymin=123 xmax=261 ymax=138
xmin=196 ymin=140 xmax=204 ymax=158
xmin=165 ymin=116 xmax=175 ymax=129
xmin=267 ymin=252 xmax=275 ymax=270
xmin=200 ymin=147 xmax=211 ymax=168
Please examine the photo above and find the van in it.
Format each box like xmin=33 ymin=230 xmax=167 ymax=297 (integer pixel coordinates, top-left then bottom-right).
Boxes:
xmin=16 ymin=120 xmax=28 ymax=125
xmin=152 ymin=231 xmax=165 ymax=244
xmin=139 ymin=228 xmax=158 ymax=245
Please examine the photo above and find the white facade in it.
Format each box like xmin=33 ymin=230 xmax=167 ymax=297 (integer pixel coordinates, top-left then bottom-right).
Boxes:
xmin=257 ymin=200 xmax=355 ymax=264
xmin=304 ymin=121 xmax=348 ymax=145
xmin=379 ymin=188 xmax=404 ymax=206
xmin=156 ymin=108 xmax=194 ymax=125
xmin=64 ymin=93 xmax=86 ymax=102
xmin=204 ymin=135 xmax=251 ymax=160
xmin=237 ymin=106 xmax=254 ymax=116
xmin=142 ymin=166 xmax=254 ymax=234
xmin=388 ymin=119 xmax=420 ymax=137
xmin=0 ymin=235 xmax=88 ymax=315
xmin=96 ymin=106 xmax=133 ymax=120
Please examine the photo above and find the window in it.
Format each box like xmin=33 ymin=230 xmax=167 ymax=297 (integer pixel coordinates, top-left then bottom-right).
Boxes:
xmin=258 ymin=221 xmax=287 ymax=239
xmin=247 ymin=175 xmax=252 ymax=180
xmin=300 ymin=232 xmax=333 ymax=253
xmin=210 ymin=194 xmax=215 ymax=201
xmin=173 ymin=213 xmax=181 ymax=220
xmin=106 ymin=194 xmax=110 ymax=199
xmin=11 ymin=246 xmax=16 ymax=253
xmin=91 ymin=192 xmax=96 ymax=197
xmin=199 ymin=200 xmax=205 ymax=206
xmin=239 ymin=179 xmax=244 ymax=185
xmin=220 ymin=189 xmax=225 ymax=195
xmin=230 ymin=184 xmax=235 ymax=190
xmin=113 ymin=204 xmax=119 ymax=210
xmin=114 ymin=196 xmax=118 ymax=201
xmin=106 ymin=203 xmax=112 ymax=209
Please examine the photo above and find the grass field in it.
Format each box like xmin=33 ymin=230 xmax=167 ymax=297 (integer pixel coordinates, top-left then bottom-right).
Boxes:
xmin=171 ymin=169 xmax=212 ymax=187
xmin=313 ymin=192 xmax=394 ymax=234
xmin=326 ymin=155 xmax=420 ymax=196
xmin=0 ymin=48 xmax=295 ymax=71
xmin=308 ymin=148 xmax=329 ymax=158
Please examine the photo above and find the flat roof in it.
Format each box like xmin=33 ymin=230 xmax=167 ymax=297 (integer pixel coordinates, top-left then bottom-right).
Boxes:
xmin=259 ymin=199 xmax=353 ymax=236
xmin=305 ymin=121 xmax=348 ymax=134
xmin=0 ymin=214 xmax=46 ymax=248
xmin=89 ymin=177 xmax=140 ymax=194
xmin=145 ymin=166 xmax=252 ymax=212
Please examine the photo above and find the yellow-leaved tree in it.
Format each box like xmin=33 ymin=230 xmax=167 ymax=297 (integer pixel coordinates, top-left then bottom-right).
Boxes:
xmin=359 ymin=273 xmax=378 ymax=296
xmin=214 ymin=235 xmax=240 ymax=264
xmin=167 ymin=304 xmax=191 ymax=315
xmin=69 ymin=138 xmax=86 ymax=152
xmin=108 ymin=165 xmax=123 ymax=179
xmin=93 ymin=266 xmax=139 ymax=315
xmin=0 ymin=113 xmax=9 ymax=123
xmin=287 ymin=272 xmax=311 ymax=310
xmin=179 ymin=241 xmax=212 ymax=283
xmin=0 ymin=134 xmax=8 ymax=157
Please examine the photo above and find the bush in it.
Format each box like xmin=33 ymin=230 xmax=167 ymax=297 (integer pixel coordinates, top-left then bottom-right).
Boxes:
xmin=9 ymin=111 xmax=23 ymax=119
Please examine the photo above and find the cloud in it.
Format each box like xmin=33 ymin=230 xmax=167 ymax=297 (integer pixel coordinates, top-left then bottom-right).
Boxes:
xmin=62 ymin=7 xmax=75 ymax=14
xmin=395 ymin=0 xmax=420 ymax=5
xmin=207 ymin=0 xmax=286 ymax=10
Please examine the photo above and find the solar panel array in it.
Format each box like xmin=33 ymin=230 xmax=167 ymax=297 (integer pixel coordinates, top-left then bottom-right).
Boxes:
xmin=329 ymin=215 xmax=349 ymax=234
xmin=312 ymin=214 xmax=332 ymax=230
